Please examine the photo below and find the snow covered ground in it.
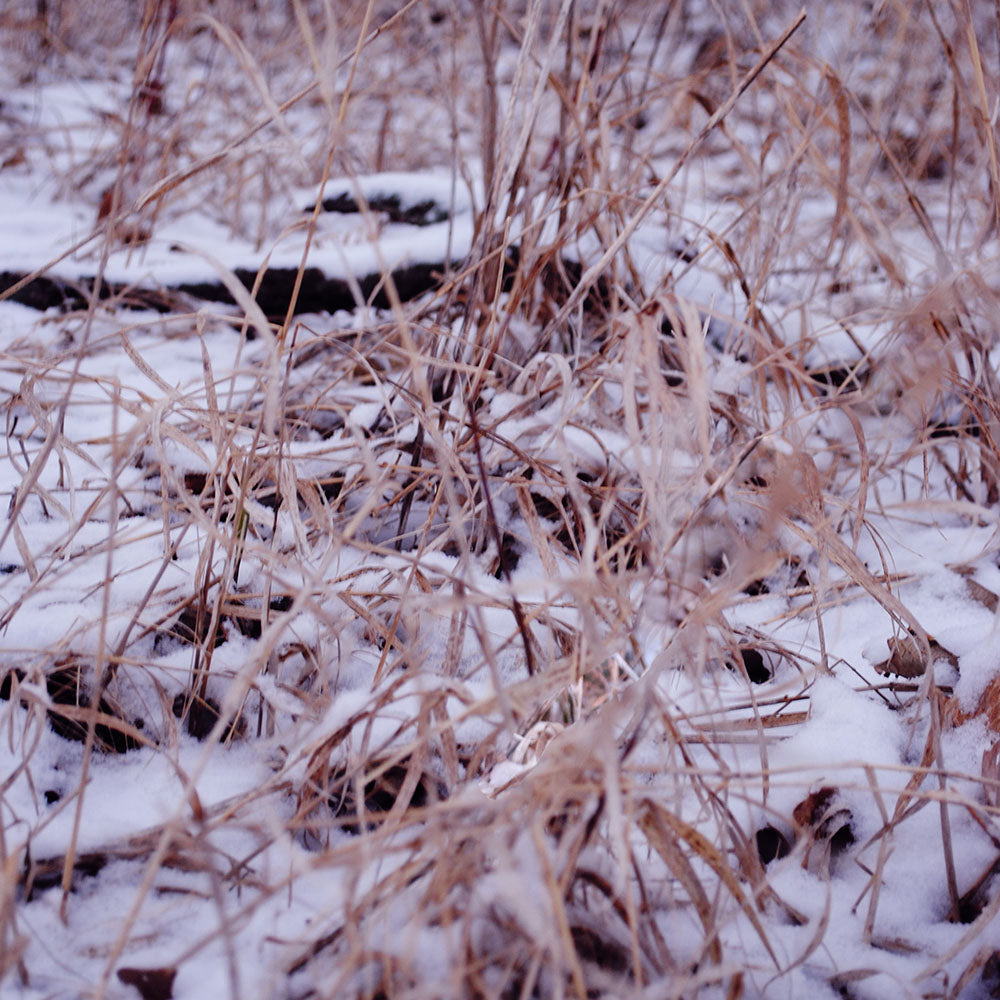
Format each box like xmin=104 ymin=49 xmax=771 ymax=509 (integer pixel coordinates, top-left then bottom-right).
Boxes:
xmin=2 ymin=2 xmax=1000 ymax=998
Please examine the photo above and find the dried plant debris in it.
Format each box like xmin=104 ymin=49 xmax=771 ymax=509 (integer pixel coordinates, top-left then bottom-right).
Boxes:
xmin=4 ymin=1 xmax=1000 ymax=998
xmin=874 ymin=635 xmax=928 ymax=679
xmin=874 ymin=634 xmax=960 ymax=678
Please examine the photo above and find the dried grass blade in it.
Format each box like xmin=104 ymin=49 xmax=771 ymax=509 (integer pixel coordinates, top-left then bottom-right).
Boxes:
xmin=135 ymin=0 xmax=423 ymax=214
xmin=964 ymin=0 xmax=1000 ymax=235
xmin=638 ymin=804 xmax=723 ymax=967
xmin=823 ymin=65 xmax=851 ymax=256
xmin=838 ymin=405 xmax=870 ymax=552
xmin=640 ymin=800 xmax=779 ymax=967
xmin=543 ymin=8 xmax=806 ymax=338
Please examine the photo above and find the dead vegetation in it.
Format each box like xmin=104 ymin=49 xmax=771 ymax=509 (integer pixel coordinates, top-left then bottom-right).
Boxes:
xmin=3 ymin=0 xmax=1000 ymax=997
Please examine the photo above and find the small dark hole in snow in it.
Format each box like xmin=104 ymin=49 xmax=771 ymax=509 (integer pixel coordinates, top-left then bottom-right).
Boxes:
xmin=954 ymin=882 xmax=992 ymax=924
xmin=670 ymin=240 xmax=697 ymax=262
xmin=0 ymin=669 xmax=24 ymax=700
xmin=46 ymin=663 xmax=139 ymax=753
xmin=254 ymin=483 xmax=282 ymax=511
xmin=172 ymin=692 xmax=243 ymax=742
xmin=928 ymin=421 xmax=981 ymax=439
xmin=136 ymin=78 xmax=165 ymax=116
xmin=829 ymin=820 xmax=855 ymax=854
xmin=117 ymin=966 xmax=177 ymax=1000
xmin=159 ymin=606 xmax=226 ymax=650
xmin=319 ymin=474 xmax=345 ymax=501
xmin=494 ymin=532 xmax=521 ymax=579
xmin=708 ymin=552 xmax=727 ymax=576
xmin=756 ymin=826 xmax=791 ymax=864
xmin=430 ymin=376 xmax=449 ymax=402
xmin=309 ymin=193 xmax=448 ymax=227
xmin=25 ymin=852 xmax=107 ymax=900
xmin=330 ymin=761 xmax=442 ymax=835
xmin=982 ymin=952 xmax=1000 ymax=994
xmin=570 ymin=925 xmax=630 ymax=974
xmin=809 ymin=365 xmax=866 ymax=393
xmin=740 ymin=648 xmax=771 ymax=683
xmin=530 ymin=492 xmax=563 ymax=521
xmin=183 ymin=472 xmax=208 ymax=494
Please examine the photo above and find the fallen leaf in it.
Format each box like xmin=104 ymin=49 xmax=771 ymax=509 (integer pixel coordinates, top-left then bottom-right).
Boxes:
xmin=874 ymin=635 xmax=925 ymax=678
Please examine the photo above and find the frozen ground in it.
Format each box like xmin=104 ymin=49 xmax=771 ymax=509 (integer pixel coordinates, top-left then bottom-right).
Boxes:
xmin=2 ymin=3 xmax=1000 ymax=999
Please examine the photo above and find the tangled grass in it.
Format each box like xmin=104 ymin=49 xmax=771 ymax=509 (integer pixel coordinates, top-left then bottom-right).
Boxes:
xmin=3 ymin=1 xmax=1000 ymax=997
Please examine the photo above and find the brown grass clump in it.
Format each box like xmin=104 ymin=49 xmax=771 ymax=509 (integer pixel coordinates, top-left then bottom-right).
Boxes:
xmin=3 ymin=1 xmax=1000 ymax=997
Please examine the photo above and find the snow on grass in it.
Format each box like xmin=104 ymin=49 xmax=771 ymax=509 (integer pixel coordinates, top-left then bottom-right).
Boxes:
xmin=3 ymin=2 xmax=1000 ymax=998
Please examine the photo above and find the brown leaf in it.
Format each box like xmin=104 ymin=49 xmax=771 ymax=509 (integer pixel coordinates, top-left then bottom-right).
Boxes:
xmin=874 ymin=635 xmax=925 ymax=677
xmin=945 ymin=675 xmax=1000 ymax=733
xmin=793 ymin=787 xmax=854 ymax=851
xmin=793 ymin=787 xmax=838 ymax=828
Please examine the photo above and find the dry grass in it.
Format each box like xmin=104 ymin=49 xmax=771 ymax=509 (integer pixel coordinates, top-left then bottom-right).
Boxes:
xmin=3 ymin=1 xmax=1000 ymax=997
